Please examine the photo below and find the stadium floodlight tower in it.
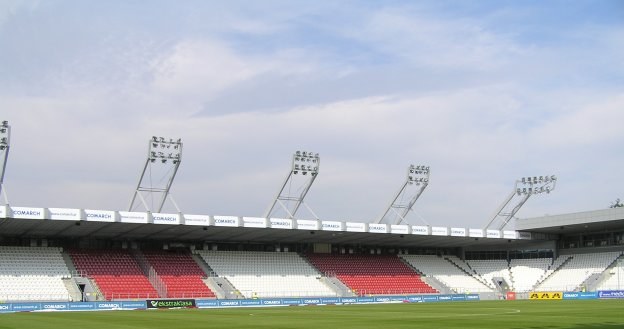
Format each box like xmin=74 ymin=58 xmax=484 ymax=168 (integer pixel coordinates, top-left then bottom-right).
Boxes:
xmin=374 ymin=164 xmax=430 ymax=225
xmin=128 ymin=136 xmax=183 ymax=213
xmin=0 ymin=121 xmax=10 ymax=205
xmin=483 ymin=175 xmax=558 ymax=231
xmin=264 ymin=151 xmax=320 ymax=220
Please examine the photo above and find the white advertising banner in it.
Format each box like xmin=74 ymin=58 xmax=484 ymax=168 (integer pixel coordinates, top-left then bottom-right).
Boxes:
xmin=412 ymin=226 xmax=430 ymax=235
xmin=11 ymin=207 xmax=45 ymax=220
xmin=321 ymin=221 xmax=344 ymax=231
xmin=0 ymin=205 xmax=7 ymax=218
xmin=345 ymin=222 xmax=367 ymax=232
xmin=469 ymin=228 xmax=484 ymax=238
xmin=503 ymin=231 xmax=518 ymax=239
xmin=431 ymin=226 xmax=449 ymax=236
xmin=390 ymin=225 xmax=409 ymax=235
xmin=297 ymin=219 xmax=319 ymax=230
xmin=214 ymin=216 xmax=240 ymax=227
xmin=183 ymin=214 xmax=211 ymax=226
xmin=270 ymin=218 xmax=293 ymax=229
xmin=368 ymin=223 xmax=388 ymax=234
xmin=85 ymin=209 xmax=116 ymax=223
xmin=486 ymin=230 xmax=502 ymax=238
xmin=518 ymin=231 xmax=532 ymax=240
xmin=48 ymin=208 xmax=82 ymax=221
xmin=450 ymin=227 xmax=467 ymax=237
xmin=119 ymin=211 xmax=149 ymax=224
xmin=243 ymin=217 xmax=267 ymax=228
xmin=153 ymin=213 xmax=181 ymax=225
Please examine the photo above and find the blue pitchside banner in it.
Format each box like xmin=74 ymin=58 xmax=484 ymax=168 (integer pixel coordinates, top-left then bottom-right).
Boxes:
xmin=0 ymin=294 xmax=481 ymax=313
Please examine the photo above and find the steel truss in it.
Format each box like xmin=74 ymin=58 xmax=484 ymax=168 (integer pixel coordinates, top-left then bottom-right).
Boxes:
xmin=264 ymin=151 xmax=320 ymax=219
xmin=129 ymin=136 xmax=183 ymax=213
xmin=484 ymin=175 xmax=557 ymax=230
xmin=375 ymin=164 xmax=430 ymax=225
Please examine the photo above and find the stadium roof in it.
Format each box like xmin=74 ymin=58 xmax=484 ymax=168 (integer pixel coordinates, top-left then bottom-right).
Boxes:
xmin=0 ymin=205 xmax=540 ymax=249
xmin=0 ymin=217 xmax=539 ymax=249
xmin=515 ymin=208 xmax=624 ymax=235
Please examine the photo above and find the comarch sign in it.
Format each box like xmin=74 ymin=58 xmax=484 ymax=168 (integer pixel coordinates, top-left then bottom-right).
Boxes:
xmin=270 ymin=218 xmax=293 ymax=229
xmin=11 ymin=207 xmax=45 ymax=220
xmin=412 ymin=226 xmax=430 ymax=235
xmin=214 ymin=216 xmax=239 ymax=227
xmin=321 ymin=221 xmax=344 ymax=231
xmin=153 ymin=213 xmax=180 ymax=225
xmin=368 ymin=224 xmax=388 ymax=234
xmin=84 ymin=209 xmax=116 ymax=223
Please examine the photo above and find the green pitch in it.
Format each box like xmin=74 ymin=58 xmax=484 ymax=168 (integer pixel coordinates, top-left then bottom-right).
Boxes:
xmin=1 ymin=300 xmax=623 ymax=329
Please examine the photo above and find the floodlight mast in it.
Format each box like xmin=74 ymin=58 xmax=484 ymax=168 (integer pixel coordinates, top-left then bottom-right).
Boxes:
xmin=264 ymin=151 xmax=320 ymax=220
xmin=0 ymin=121 xmax=10 ymax=205
xmin=128 ymin=136 xmax=183 ymax=213
xmin=483 ymin=175 xmax=558 ymax=231
xmin=374 ymin=164 xmax=430 ymax=225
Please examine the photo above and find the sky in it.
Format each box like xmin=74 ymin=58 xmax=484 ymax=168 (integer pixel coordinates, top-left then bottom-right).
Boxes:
xmin=0 ymin=0 xmax=623 ymax=229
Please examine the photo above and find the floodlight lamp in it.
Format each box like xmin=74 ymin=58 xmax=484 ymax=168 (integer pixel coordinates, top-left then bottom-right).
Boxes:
xmin=539 ymin=176 xmax=544 ymax=181
xmin=313 ymin=167 xmax=318 ymax=171
xmin=151 ymin=151 xmax=156 ymax=157
xmin=521 ymin=177 xmax=526 ymax=183
xmin=546 ymin=187 xmax=551 ymax=193
xmin=0 ymin=145 xmax=4 ymax=150
xmin=410 ymin=169 xmax=414 ymax=174
xmin=161 ymin=159 xmax=167 ymax=163
xmin=150 ymin=158 xmax=155 ymax=163
xmin=0 ymin=138 xmax=6 ymax=143
xmin=516 ymin=188 xmax=521 ymax=195
xmin=173 ymin=160 xmax=178 ymax=164
xmin=302 ymin=171 xmax=308 ymax=175
xmin=296 ymin=151 xmax=301 ymax=156
xmin=523 ymin=188 xmax=527 ymax=193
xmin=0 ymin=128 xmax=5 ymax=133
xmin=152 ymin=136 xmax=158 ymax=142
xmin=159 ymin=137 xmax=165 ymax=142
xmin=294 ymin=164 xmax=300 ymax=170
xmin=315 ymin=153 xmax=319 ymax=157
xmin=551 ymin=175 xmax=557 ymax=181
xmin=302 ymin=151 xmax=307 ymax=157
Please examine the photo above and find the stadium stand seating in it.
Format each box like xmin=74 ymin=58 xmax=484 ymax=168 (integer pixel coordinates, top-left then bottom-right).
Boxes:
xmin=509 ymin=258 xmax=551 ymax=292
xmin=306 ymin=253 xmax=437 ymax=295
xmin=141 ymin=250 xmax=215 ymax=298
xmin=197 ymin=250 xmax=337 ymax=298
xmin=596 ymin=254 xmax=624 ymax=290
xmin=68 ymin=249 xmax=158 ymax=300
xmin=466 ymin=260 xmax=512 ymax=289
xmin=400 ymin=255 xmax=493 ymax=293
xmin=0 ymin=246 xmax=71 ymax=301
xmin=535 ymin=252 xmax=622 ymax=291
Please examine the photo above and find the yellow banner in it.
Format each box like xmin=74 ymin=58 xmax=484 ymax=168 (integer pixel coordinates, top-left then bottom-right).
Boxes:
xmin=529 ymin=292 xmax=563 ymax=300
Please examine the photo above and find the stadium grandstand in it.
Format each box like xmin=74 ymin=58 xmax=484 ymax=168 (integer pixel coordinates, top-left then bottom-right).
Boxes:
xmin=0 ymin=124 xmax=623 ymax=308
xmin=0 ymin=206 xmax=622 ymax=303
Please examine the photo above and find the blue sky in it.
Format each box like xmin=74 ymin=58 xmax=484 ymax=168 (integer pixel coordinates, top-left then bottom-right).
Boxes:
xmin=1 ymin=0 xmax=623 ymax=228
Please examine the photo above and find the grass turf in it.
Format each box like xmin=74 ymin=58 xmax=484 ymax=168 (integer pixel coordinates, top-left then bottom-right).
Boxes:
xmin=1 ymin=300 xmax=623 ymax=329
